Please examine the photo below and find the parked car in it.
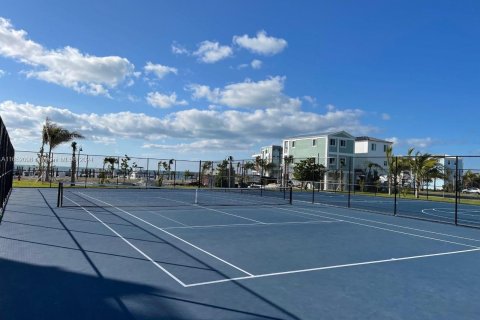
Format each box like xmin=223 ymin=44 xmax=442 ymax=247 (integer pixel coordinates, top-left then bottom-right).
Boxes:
xmin=461 ymin=187 xmax=480 ymax=194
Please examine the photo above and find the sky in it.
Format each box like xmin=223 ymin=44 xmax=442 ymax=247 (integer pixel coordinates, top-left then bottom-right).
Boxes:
xmin=0 ymin=0 xmax=479 ymax=162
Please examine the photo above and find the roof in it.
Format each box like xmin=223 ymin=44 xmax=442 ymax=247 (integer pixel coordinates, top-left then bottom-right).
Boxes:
xmin=284 ymin=130 xmax=354 ymax=140
xmin=355 ymin=136 xmax=393 ymax=144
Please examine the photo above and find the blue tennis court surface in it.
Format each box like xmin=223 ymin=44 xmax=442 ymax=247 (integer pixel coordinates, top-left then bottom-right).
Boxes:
xmin=1 ymin=188 xmax=480 ymax=319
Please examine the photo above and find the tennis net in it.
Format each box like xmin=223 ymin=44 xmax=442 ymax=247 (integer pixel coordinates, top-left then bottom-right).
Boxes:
xmin=57 ymin=184 xmax=292 ymax=208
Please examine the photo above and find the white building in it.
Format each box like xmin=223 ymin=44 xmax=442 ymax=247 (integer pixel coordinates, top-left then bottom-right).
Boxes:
xmin=251 ymin=145 xmax=283 ymax=178
xmin=354 ymin=136 xmax=393 ymax=172
xmin=432 ymin=156 xmax=464 ymax=190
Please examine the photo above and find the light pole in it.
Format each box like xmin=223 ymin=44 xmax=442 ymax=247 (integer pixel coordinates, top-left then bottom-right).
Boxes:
xmin=77 ymin=146 xmax=82 ymax=178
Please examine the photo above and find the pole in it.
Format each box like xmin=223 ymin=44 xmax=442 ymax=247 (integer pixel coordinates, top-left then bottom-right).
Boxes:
xmin=146 ymin=158 xmax=150 ymax=189
xmin=198 ymin=160 xmax=202 ymax=188
xmin=454 ymin=156 xmax=458 ymax=225
xmin=174 ymin=160 xmax=177 ymax=189
xmin=348 ymin=157 xmax=352 ymax=208
xmin=394 ymin=157 xmax=398 ymax=216
xmin=84 ymin=155 xmax=89 ymax=188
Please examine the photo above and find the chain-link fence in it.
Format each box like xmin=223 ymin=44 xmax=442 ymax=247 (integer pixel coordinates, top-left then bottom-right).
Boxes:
xmin=283 ymin=155 xmax=480 ymax=228
xmin=0 ymin=117 xmax=14 ymax=222
xmin=12 ymin=151 xmax=480 ymax=228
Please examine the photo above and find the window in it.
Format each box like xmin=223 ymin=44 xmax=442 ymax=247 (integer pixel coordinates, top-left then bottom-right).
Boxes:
xmin=284 ymin=141 xmax=288 ymax=148
xmin=292 ymin=141 xmax=295 ymax=148
xmin=384 ymin=161 xmax=388 ymax=166
xmin=329 ymin=158 xmax=336 ymax=165
xmin=384 ymin=145 xmax=387 ymax=152
xmin=371 ymin=143 xmax=377 ymax=151
xmin=340 ymin=140 xmax=346 ymax=148
xmin=330 ymin=139 xmax=336 ymax=146
xmin=340 ymin=157 xmax=346 ymax=166
xmin=312 ymin=139 xmax=316 ymax=147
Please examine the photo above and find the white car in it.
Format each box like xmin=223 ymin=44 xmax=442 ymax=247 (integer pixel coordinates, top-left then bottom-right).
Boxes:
xmin=461 ymin=187 xmax=480 ymax=194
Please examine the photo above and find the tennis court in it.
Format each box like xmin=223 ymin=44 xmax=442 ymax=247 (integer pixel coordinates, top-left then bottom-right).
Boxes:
xmin=1 ymin=187 xmax=480 ymax=319
xmin=292 ymin=189 xmax=480 ymax=227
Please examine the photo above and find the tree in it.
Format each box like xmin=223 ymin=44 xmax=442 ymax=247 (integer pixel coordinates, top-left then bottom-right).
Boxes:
xmin=243 ymin=161 xmax=255 ymax=185
xmin=409 ymin=151 xmax=443 ymax=198
xmin=362 ymin=161 xmax=383 ymax=192
xmin=201 ymin=161 xmax=213 ymax=187
xmin=43 ymin=119 xmax=84 ymax=182
xmin=70 ymin=142 xmax=77 ymax=186
xmin=120 ymin=155 xmax=131 ymax=181
xmin=293 ymin=158 xmax=326 ymax=189
xmin=385 ymin=145 xmax=395 ymax=195
xmin=227 ymin=156 xmax=234 ymax=187
xmin=463 ymin=170 xmax=480 ymax=189
xmin=103 ymin=157 xmax=118 ymax=179
xmin=215 ymin=160 xmax=229 ymax=187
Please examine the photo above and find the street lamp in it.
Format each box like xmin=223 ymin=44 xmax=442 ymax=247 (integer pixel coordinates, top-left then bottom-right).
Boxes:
xmin=77 ymin=146 xmax=83 ymax=178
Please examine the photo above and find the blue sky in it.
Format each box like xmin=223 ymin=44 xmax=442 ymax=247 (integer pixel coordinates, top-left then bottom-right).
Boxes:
xmin=0 ymin=0 xmax=479 ymax=161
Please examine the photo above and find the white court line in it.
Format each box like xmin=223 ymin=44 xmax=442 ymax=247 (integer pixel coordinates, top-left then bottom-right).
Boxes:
xmin=78 ymin=192 xmax=254 ymax=277
xmin=287 ymin=201 xmax=480 ymax=244
xmin=145 ymin=210 xmax=189 ymax=227
xmin=148 ymin=193 xmax=266 ymax=224
xmin=185 ymin=247 xmax=480 ymax=287
xmin=63 ymin=196 xmax=188 ymax=287
xmin=163 ymin=219 xmax=340 ymax=230
xmin=275 ymin=206 xmax=479 ymax=248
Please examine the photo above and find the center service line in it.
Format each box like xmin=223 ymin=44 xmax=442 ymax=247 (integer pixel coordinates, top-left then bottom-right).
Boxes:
xmin=78 ymin=192 xmax=255 ymax=277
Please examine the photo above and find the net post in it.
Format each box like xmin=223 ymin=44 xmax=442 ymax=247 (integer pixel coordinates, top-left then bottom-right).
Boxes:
xmin=195 ymin=188 xmax=198 ymax=204
xmin=57 ymin=182 xmax=63 ymax=207
xmin=289 ymin=186 xmax=293 ymax=204
xmin=454 ymin=156 xmax=458 ymax=225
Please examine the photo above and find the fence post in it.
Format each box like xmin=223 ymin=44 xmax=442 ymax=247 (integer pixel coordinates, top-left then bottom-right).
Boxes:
xmin=394 ymin=156 xmax=398 ymax=216
xmin=116 ymin=156 xmax=120 ymax=187
xmin=174 ymin=160 xmax=177 ymax=189
xmin=348 ymin=157 xmax=352 ymax=208
xmin=146 ymin=158 xmax=150 ymax=189
xmin=84 ymin=155 xmax=89 ymax=188
xmin=198 ymin=160 xmax=202 ymax=188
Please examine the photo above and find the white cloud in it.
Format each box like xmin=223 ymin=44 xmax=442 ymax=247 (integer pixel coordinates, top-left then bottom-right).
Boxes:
xmin=251 ymin=59 xmax=262 ymax=69
xmin=385 ymin=137 xmax=399 ymax=145
xmin=237 ymin=63 xmax=248 ymax=69
xmin=233 ymin=30 xmax=287 ymax=55
xmin=142 ymin=139 xmax=255 ymax=152
xmin=144 ymin=62 xmax=177 ymax=79
xmin=146 ymin=92 xmax=188 ymax=109
xmin=0 ymin=17 xmax=135 ymax=96
xmin=193 ymin=41 xmax=233 ymax=63
xmin=406 ymin=137 xmax=433 ymax=149
xmin=0 ymin=69 xmax=5 ymax=78
xmin=171 ymin=42 xmax=189 ymax=55
xmin=1 ymin=100 xmax=376 ymax=152
xmin=381 ymin=113 xmax=391 ymax=120
xmin=188 ymin=76 xmax=295 ymax=109
xmin=303 ymin=96 xmax=317 ymax=106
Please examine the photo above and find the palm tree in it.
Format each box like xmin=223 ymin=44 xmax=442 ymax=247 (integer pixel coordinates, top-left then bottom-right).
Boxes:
xmin=410 ymin=151 xmax=442 ymax=198
xmin=227 ymin=156 xmax=234 ymax=187
xmin=70 ymin=142 xmax=77 ymax=186
xmin=103 ymin=157 xmax=117 ymax=178
xmin=385 ymin=145 xmax=395 ymax=195
xmin=44 ymin=120 xmax=84 ymax=182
